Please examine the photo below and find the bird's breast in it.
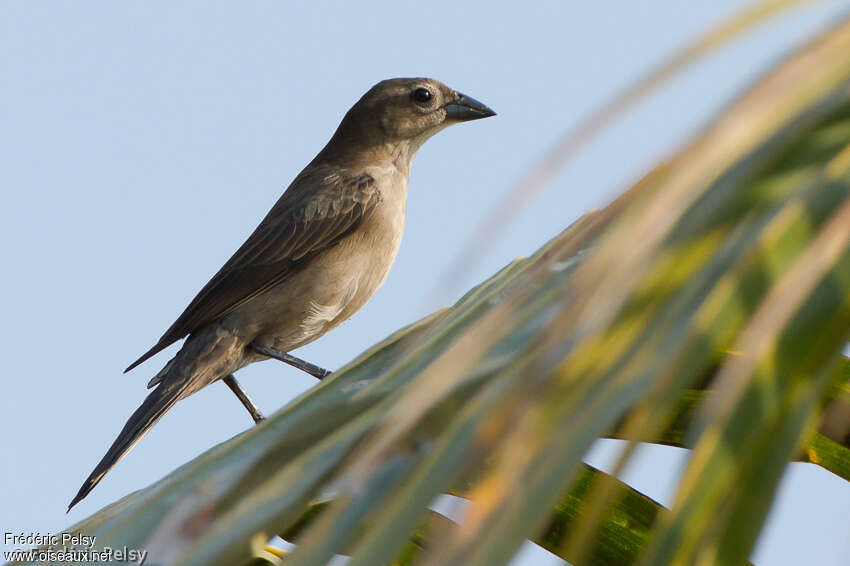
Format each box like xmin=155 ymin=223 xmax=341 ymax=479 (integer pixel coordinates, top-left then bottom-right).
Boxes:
xmin=249 ymin=175 xmax=408 ymax=352
xmin=334 ymin=181 xmax=407 ymax=316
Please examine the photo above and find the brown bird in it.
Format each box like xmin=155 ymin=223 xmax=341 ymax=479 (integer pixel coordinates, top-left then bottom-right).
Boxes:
xmin=69 ymin=77 xmax=495 ymax=510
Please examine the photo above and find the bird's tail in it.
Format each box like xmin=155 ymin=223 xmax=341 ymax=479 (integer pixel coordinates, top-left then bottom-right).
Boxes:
xmin=68 ymin=380 xmax=186 ymax=511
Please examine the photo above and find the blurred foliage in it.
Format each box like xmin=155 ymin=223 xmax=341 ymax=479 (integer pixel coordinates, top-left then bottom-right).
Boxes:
xmin=12 ymin=5 xmax=850 ymax=566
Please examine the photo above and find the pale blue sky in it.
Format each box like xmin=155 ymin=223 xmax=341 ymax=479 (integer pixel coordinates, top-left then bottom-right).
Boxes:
xmin=2 ymin=2 xmax=850 ymax=565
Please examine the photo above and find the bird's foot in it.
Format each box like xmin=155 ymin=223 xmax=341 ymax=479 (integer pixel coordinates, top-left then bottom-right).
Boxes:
xmin=222 ymin=374 xmax=265 ymax=424
xmin=249 ymin=342 xmax=332 ymax=380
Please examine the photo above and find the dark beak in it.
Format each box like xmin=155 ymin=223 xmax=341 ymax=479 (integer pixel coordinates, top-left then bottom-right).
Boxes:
xmin=444 ymin=93 xmax=496 ymax=121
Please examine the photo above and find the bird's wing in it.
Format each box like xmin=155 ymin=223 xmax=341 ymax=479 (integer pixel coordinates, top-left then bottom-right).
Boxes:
xmin=125 ymin=169 xmax=381 ymax=372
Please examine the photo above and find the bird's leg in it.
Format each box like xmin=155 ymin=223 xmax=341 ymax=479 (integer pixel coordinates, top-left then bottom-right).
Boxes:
xmin=250 ymin=342 xmax=332 ymax=379
xmin=222 ymin=374 xmax=265 ymax=424
xmin=222 ymin=344 xmax=330 ymax=424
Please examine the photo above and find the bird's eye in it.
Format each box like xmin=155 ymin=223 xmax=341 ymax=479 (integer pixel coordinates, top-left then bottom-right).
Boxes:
xmin=411 ymin=87 xmax=432 ymax=104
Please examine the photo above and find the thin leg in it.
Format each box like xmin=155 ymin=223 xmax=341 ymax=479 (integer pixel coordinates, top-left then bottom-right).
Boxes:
xmin=250 ymin=342 xmax=332 ymax=379
xmin=222 ymin=374 xmax=265 ymax=424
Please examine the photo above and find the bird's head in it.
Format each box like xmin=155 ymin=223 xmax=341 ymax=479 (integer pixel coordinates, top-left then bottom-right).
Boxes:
xmin=324 ymin=77 xmax=495 ymax=167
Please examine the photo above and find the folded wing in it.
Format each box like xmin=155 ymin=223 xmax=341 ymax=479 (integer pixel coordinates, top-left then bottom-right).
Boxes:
xmin=125 ymin=168 xmax=380 ymax=372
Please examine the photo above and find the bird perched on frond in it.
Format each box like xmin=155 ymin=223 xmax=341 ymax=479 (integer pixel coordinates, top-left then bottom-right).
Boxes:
xmin=69 ymin=77 xmax=495 ymax=510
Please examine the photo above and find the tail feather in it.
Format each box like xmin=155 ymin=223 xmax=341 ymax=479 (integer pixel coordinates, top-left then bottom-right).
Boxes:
xmin=124 ymin=341 xmax=166 ymax=374
xmin=68 ymin=381 xmax=185 ymax=511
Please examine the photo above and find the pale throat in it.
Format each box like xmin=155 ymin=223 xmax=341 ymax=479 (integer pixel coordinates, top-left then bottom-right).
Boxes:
xmin=386 ymin=139 xmax=416 ymax=176
xmin=387 ymin=132 xmax=436 ymax=176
